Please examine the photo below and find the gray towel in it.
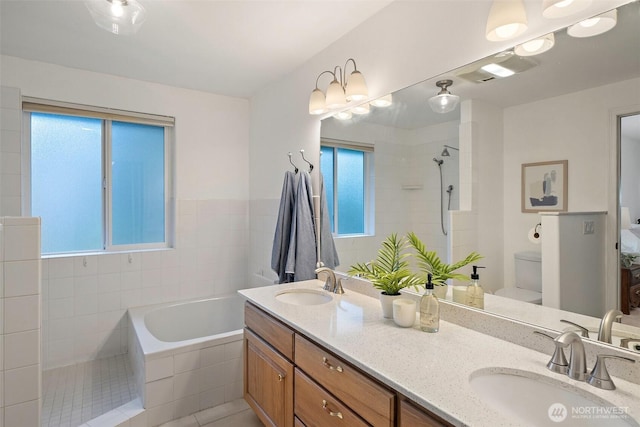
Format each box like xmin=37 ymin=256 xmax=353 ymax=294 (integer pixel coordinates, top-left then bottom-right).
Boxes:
xmin=319 ymin=173 xmax=339 ymax=269
xmin=271 ymin=171 xmax=297 ymax=284
xmin=285 ymin=171 xmax=317 ymax=281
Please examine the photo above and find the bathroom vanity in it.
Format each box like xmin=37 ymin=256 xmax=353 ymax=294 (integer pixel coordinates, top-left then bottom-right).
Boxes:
xmin=239 ymin=280 xmax=640 ymax=426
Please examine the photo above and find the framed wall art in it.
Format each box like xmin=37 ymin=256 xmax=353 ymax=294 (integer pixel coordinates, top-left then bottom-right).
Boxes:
xmin=521 ymin=160 xmax=568 ymax=213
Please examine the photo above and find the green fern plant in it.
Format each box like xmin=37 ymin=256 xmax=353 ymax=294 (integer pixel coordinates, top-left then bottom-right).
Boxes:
xmin=407 ymin=232 xmax=482 ymax=286
xmin=348 ymin=233 xmax=423 ymax=295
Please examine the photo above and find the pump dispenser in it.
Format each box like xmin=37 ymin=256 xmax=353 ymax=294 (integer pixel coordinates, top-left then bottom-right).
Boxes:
xmin=420 ymin=274 xmax=440 ymax=333
xmin=465 ymin=266 xmax=485 ymax=309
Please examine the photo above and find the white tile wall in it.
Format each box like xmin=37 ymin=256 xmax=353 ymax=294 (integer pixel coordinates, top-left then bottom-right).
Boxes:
xmin=0 ymin=87 xmax=22 ymax=217
xmin=0 ymin=216 xmax=42 ymax=427
xmin=37 ymin=199 xmax=249 ymax=370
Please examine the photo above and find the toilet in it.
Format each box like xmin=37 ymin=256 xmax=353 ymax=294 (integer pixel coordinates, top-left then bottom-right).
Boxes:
xmin=495 ymin=251 xmax=542 ymax=304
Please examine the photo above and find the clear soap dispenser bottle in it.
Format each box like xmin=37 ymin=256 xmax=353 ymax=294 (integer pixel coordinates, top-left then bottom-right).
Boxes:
xmin=465 ymin=266 xmax=485 ymax=309
xmin=420 ymin=274 xmax=439 ymax=333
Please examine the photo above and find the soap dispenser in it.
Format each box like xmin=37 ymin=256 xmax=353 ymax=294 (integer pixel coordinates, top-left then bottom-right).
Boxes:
xmin=420 ymin=273 xmax=439 ymax=333
xmin=465 ymin=266 xmax=485 ymax=309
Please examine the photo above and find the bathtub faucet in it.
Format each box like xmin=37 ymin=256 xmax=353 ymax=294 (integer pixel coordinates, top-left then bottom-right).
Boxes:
xmin=315 ymin=267 xmax=344 ymax=294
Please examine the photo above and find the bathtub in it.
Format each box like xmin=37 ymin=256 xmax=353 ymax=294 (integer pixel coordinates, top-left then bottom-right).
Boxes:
xmin=127 ymin=294 xmax=246 ymax=425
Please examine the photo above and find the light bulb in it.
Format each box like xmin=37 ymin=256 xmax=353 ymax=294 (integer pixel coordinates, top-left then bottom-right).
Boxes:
xmin=522 ymin=39 xmax=544 ymax=52
xmin=495 ymin=23 xmax=521 ymax=39
xmin=111 ymin=0 xmax=124 ymax=17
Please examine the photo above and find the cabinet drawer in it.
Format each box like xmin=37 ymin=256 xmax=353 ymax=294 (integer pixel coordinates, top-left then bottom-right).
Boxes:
xmin=295 ymin=368 xmax=368 ymax=427
xmin=245 ymin=302 xmax=294 ymax=360
xmin=294 ymin=334 xmax=394 ymax=427
xmin=399 ymin=399 xmax=452 ymax=427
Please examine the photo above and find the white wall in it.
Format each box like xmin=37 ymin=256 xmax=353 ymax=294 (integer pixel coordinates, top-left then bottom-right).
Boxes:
xmin=0 ymin=56 xmax=250 ymax=369
xmin=248 ymin=0 xmax=629 ymax=288
xmin=502 ymin=77 xmax=640 ymax=289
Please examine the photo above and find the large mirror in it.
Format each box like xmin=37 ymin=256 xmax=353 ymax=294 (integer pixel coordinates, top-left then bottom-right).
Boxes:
xmin=321 ymin=1 xmax=640 ymax=350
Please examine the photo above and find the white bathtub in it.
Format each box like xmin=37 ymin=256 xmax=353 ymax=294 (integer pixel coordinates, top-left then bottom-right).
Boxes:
xmin=127 ymin=295 xmax=246 ymax=425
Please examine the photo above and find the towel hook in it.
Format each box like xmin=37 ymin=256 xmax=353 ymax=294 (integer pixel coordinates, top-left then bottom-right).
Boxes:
xmin=300 ymin=149 xmax=314 ymax=172
xmin=288 ymin=152 xmax=299 ymax=173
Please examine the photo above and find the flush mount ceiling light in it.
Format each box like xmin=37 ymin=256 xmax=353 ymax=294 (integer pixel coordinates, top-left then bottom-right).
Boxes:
xmin=567 ymin=9 xmax=617 ymax=38
xmin=428 ymin=80 xmax=460 ymax=114
xmin=351 ymin=103 xmax=370 ymax=115
xmin=542 ymin=0 xmax=592 ymax=19
xmin=486 ymin=0 xmax=528 ymax=41
xmin=85 ymin=0 xmax=147 ymax=35
xmin=370 ymin=94 xmax=393 ymax=108
xmin=308 ymin=58 xmax=368 ymax=115
xmin=514 ymin=33 xmax=555 ymax=56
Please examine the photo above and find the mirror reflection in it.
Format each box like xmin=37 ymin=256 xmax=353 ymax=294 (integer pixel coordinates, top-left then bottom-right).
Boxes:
xmin=321 ymin=2 xmax=640 ymax=351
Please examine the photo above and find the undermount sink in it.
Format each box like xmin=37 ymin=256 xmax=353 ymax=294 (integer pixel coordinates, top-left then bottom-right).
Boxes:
xmin=275 ymin=289 xmax=333 ymax=306
xmin=469 ymin=368 xmax=638 ymax=426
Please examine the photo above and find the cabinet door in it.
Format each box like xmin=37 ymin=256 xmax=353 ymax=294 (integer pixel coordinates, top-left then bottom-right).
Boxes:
xmin=244 ymin=329 xmax=294 ymax=427
xmin=399 ymin=399 xmax=452 ymax=427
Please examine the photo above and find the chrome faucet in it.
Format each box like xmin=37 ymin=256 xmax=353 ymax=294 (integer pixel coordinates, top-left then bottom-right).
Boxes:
xmin=534 ymin=331 xmax=569 ymax=374
xmin=597 ymin=309 xmax=622 ymax=344
xmin=315 ymin=267 xmax=344 ymax=294
xmin=560 ymin=319 xmax=590 ymax=338
xmin=554 ymin=331 xmax=587 ymax=381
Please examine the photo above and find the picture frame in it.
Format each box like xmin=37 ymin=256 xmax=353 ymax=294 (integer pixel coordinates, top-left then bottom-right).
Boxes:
xmin=521 ymin=160 xmax=568 ymax=213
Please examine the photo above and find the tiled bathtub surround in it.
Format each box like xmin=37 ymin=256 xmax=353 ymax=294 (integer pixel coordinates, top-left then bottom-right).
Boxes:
xmin=41 ymin=199 xmax=249 ymax=370
xmin=1 ymin=217 xmax=42 ymax=427
xmin=128 ymin=326 xmax=243 ymax=427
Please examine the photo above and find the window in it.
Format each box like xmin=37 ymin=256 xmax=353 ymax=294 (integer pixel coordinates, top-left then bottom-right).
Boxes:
xmin=23 ymin=99 xmax=173 ymax=255
xmin=320 ymin=140 xmax=373 ymax=236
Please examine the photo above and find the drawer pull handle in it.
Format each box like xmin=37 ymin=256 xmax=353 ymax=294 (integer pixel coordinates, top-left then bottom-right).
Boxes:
xmin=322 ymin=357 xmax=343 ymax=373
xmin=322 ymin=400 xmax=344 ymax=419
xmin=277 ymin=373 xmax=285 ymax=382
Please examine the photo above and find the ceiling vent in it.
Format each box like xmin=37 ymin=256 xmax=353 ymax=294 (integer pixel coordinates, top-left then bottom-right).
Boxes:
xmin=457 ymin=53 xmax=538 ymax=83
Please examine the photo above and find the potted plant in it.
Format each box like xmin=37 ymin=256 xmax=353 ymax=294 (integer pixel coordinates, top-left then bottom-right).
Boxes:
xmin=349 ymin=233 xmax=423 ymax=318
xmin=407 ymin=232 xmax=483 ymax=299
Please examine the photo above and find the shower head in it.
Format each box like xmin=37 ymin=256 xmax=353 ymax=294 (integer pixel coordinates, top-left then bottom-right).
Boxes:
xmin=441 ymin=145 xmax=459 ymax=157
xmin=433 ymin=157 xmax=444 ymax=166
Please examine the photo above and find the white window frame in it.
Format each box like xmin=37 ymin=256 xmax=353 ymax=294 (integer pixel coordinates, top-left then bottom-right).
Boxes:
xmin=22 ymin=97 xmax=175 ymax=255
xmin=320 ymin=138 xmax=375 ymax=237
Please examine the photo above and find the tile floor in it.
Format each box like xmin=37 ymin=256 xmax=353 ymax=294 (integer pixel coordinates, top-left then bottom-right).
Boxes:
xmin=42 ymin=355 xmax=137 ymax=427
xmin=159 ymin=399 xmax=262 ymax=427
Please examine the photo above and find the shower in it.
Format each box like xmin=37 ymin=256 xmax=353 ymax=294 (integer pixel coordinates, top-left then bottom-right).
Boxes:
xmin=441 ymin=144 xmax=459 ymax=157
xmin=433 ymin=157 xmax=454 ymax=236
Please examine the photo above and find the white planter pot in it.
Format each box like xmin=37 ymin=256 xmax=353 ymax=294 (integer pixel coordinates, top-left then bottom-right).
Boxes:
xmin=380 ymin=293 xmax=402 ymax=318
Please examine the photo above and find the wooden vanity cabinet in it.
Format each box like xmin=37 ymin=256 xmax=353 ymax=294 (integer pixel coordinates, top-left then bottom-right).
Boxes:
xmin=399 ymin=398 xmax=453 ymax=427
xmin=294 ymin=334 xmax=395 ymax=427
xmin=244 ymin=303 xmax=295 ymax=427
xmin=244 ymin=301 xmax=451 ymax=427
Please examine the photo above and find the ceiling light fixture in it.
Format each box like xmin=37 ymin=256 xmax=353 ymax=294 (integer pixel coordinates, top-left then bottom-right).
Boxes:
xmin=428 ymin=80 xmax=460 ymax=114
xmin=485 ymin=0 xmax=528 ymax=41
xmin=514 ymin=33 xmax=555 ymax=56
xmin=370 ymin=94 xmax=393 ymax=108
xmin=481 ymin=63 xmax=515 ymax=77
xmin=567 ymin=9 xmax=617 ymax=38
xmin=542 ymin=0 xmax=592 ymax=19
xmin=85 ymin=0 xmax=147 ymax=35
xmin=333 ymin=110 xmax=353 ymax=120
xmin=308 ymin=58 xmax=368 ymax=115
xmin=351 ymin=103 xmax=370 ymax=115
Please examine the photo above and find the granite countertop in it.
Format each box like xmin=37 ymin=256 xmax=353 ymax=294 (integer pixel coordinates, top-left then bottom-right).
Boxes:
xmin=238 ymin=280 xmax=640 ymax=427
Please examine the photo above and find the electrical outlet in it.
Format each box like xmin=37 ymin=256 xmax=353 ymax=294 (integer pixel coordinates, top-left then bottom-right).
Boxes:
xmin=583 ymin=220 xmax=595 ymax=235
